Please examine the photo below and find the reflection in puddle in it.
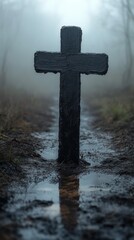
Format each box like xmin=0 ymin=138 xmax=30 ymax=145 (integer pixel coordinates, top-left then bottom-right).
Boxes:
xmin=80 ymin=172 xmax=112 ymax=192
xmin=9 ymin=177 xmax=60 ymax=218
xmin=8 ymin=167 xmax=134 ymax=240
xmin=6 ymin=102 xmax=133 ymax=239
xmin=59 ymin=171 xmax=79 ymax=232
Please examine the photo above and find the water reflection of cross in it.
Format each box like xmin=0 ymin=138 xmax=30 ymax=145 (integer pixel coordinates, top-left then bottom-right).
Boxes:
xmin=34 ymin=26 xmax=108 ymax=164
xmin=59 ymin=171 xmax=79 ymax=232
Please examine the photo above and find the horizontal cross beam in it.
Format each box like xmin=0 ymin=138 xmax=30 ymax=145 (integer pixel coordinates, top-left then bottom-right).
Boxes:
xmin=34 ymin=52 xmax=108 ymax=75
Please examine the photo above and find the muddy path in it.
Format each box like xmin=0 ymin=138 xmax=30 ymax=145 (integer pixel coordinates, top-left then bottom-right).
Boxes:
xmin=0 ymin=100 xmax=134 ymax=240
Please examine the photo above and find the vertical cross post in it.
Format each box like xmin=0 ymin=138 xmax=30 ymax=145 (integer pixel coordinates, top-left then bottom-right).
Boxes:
xmin=59 ymin=27 xmax=82 ymax=164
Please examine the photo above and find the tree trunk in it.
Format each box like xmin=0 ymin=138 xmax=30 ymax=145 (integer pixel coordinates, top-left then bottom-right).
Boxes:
xmin=122 ymin=0 xmax=133 ymax=90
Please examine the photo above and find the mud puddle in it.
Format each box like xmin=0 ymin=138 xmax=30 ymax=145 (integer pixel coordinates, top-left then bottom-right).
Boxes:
xmin=2 ymin=101 xmax=134 ymax=240
xmin=36 ymin=102 xmax=116 ymax=165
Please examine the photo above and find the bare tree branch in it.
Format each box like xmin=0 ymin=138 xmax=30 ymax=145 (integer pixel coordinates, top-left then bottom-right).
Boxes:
xmin=122 ymin=0 xmax=134 ymax=21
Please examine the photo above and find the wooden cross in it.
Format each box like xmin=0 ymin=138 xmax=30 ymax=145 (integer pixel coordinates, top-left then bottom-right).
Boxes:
xmin=34 ymin=26 xmax=108 ymax=164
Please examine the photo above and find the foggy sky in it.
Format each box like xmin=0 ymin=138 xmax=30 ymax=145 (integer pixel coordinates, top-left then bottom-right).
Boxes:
xmin=0 ymin=0 xmax=132 ymax=96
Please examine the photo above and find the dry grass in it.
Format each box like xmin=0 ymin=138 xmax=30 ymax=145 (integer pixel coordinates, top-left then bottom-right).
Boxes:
xmin=87 ymin=88 xmax=134 ymax=125
xmin=100 ymin=97 xmax=134 ymax=124
xmin=0 ymin=86 xmax=51 ymax=133
xmin=0 ymin=87 xmax=29 ymax=132
xmin=0 ymin=86 xmax=52 ymax=185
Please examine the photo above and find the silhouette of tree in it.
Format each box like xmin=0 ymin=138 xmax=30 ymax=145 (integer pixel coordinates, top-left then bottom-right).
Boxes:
xmin=0 ymin=0 xmax=26 ymax=87
xmin=103 ymin=0 xmax=134 ymax=89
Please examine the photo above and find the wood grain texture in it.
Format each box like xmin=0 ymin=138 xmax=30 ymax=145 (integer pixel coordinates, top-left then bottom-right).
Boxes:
xmin=34 ymin=26 xmax=109 ymax=164
xmin=34 ymin=52 xmax=108 ymax=75
xmin=58 ymin=26 xmax=81 ymax=163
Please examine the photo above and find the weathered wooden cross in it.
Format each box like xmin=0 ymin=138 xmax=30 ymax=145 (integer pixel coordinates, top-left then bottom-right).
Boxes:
xmin=34 ymin=26 xmax=108 ymax=164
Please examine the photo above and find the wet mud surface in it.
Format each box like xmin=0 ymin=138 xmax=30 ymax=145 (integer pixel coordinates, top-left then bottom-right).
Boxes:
xmin=0 ymin=100 xmax=134 ymax=240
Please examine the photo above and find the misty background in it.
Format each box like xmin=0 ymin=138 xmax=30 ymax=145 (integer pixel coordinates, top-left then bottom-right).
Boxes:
xmin=0 ymin=0 xmax=134 ymax=97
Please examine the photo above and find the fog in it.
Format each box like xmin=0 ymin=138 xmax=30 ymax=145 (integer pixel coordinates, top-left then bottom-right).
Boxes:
xmin=0 ymin=0 xmax=134 ymax=96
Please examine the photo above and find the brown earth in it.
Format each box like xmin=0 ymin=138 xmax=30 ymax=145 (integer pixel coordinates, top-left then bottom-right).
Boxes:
xmin=85 ymin=90 xmax=134 ymax=177
xmin=92 ymin=113 xmax=134 ymax=176
xmin=0 ymin=95 xmax=53 ymax=213
xmin=0 ymin=90 xmax=134 ymax=240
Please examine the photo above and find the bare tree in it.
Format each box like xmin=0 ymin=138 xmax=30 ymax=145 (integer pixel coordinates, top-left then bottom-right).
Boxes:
xmin=0 ymin=0 xmax=26 ymax=88
xmin=121 ymin=0 xmax=134 ymax=89
xmin=103 ymin=0 xmax=134 ymax=89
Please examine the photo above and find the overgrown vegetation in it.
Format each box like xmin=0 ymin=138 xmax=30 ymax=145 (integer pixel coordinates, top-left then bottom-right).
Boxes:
xmin=0 ymin=86 xmax=52 ymax=187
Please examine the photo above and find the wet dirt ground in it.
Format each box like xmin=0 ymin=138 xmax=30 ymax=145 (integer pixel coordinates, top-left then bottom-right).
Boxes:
xmin=0 ymin=100 xmax=134 ymax=240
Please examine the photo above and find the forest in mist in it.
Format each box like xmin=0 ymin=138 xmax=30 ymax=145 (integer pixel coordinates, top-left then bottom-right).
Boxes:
xmin=0 ymin=0 xmax=134 ymax=96
xmin=0 ymin=2 xmax=134 ymax=240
